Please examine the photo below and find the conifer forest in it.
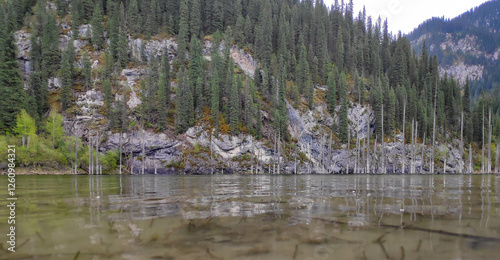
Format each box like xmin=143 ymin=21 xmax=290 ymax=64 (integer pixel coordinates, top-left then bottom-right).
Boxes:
xmin=0 ymin=0 xmax=499 ymax=174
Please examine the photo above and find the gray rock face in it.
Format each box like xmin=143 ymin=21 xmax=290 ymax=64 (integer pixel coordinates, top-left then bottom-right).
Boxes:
xmin=103 ymin=131 xmax=182 ymax=175
xmin=78 ymin=24 xmax=92 ymax=38
xmin=15 ymin=30 xmax=31 ymax=77
xmin=48 ymin=77 xmax=62 ymax=90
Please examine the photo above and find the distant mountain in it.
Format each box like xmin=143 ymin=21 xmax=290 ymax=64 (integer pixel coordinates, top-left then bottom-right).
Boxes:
xmin=408 ymin=0 xmax=500 ymax=99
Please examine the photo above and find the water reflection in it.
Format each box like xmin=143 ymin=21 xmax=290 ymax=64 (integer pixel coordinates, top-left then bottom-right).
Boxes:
xmin=2 ymin=175 xmax=500 ymax=259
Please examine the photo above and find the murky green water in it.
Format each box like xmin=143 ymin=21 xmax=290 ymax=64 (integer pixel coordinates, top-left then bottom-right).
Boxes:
xmin=1 ymin=175 xmax=500 ymax=259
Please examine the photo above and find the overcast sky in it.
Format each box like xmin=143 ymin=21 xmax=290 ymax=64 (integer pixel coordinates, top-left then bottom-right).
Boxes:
xmin=323 ymin=0 xmax=490 ymax=34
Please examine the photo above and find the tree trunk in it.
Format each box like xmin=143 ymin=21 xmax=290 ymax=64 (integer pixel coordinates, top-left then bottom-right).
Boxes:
xmin=469 ymin=144 xmax=473 ymax=174
xmin=495 ymin=145 xmax=499 ymax=174
xmin=460 ymin=112 xmax=464 ymax=174
xmin=482 ymin=105 xmax=485 ymax=173
xmin=402 ymin=96 xmax=407 ymax=174
xmin=432 ymin=81 xmax=437 ymax=174
xmin=96 ymin=131 xmax=100 ymax=175
xmin=381 ymin=104 xmax=385 ymax=174
xmin=488 ymin=107 xmax=492 ymax=173
xmin=142 ymin=129 xmax=145 ymax=175
xmin=75 ymin=134 xmax=78 ymax=175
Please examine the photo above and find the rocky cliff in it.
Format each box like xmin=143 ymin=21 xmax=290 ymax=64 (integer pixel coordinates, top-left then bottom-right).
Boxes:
xmin=15 ymin=21 xmax=466 ymax=174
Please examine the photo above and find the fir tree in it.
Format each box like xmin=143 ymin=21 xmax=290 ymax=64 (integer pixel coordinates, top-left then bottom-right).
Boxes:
xmin=230 ymin=75 xmax=240 ymax=134
xmin=81 ymin=51 xmax=92 ymax=90
xmin=338 ymin=72 xmax=349 ymax=142
xmin=175 ymin=67 xmax=194 ymax=133
xmin=326 ymin=68 xmax=336 ymax=115
xmin=127 ymin=0 xmax=139 ymax=35
xmin=91 ymin=3 xmax=104 ymax=49
xmin=0 ymin=30 xmax=25 ymax=133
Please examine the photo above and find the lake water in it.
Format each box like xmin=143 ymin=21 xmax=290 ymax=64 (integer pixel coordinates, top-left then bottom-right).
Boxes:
xmin=1 ymin=175 xmax=500 ymax=259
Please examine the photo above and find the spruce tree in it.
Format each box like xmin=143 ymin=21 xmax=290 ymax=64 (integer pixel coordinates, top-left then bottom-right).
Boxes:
xmin=117 ymin=27 xmax=128 ymax=69
xmin=60 ymin=49 xmax=73 ymax=111
xmin=157 ymin=55 xmax=171 ymax=131
xmin=210 ymin=42 xmax=222 ymax=128
xmin=189 ymin=37 xmax=204 ymax=116
xmin=177 ymin=0 xmax=189 ymax=63
xmin=81 ymin=51 xmax=92 ymax=90
xmin=175 ymin=67 xmax=194 ymax=133
xmin=91 ymin=3 xmax=104 ymax=50
xmin=0 ymin=30 xmax=25 ymax=133
xmin=190 ymin=0 xmax=202 ymax=39
xmin=230 ymin=75 xmax=240 ymax=134
xmin=255 ymin=0 xmax=272 ymax=68
xmin=127 ymin=0 xmax=139 ymax=35
xmin=326 ymin=69 xmax=336 ymax=115
xmin=338 ymin=72 xmax=349 ymax=142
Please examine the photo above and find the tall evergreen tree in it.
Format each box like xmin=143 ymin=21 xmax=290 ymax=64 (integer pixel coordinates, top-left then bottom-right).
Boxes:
xmin=338 ymin=72 xmax=349 ymax=142
xmin=326 ymin=68 xmax=336 ymax=115
xmin=157 ymin=52 xmax=171 ymax=131
xmin=175 ymin=67 xmax=194 ymax=133
xmin=0 ymin=30 xmax=25 ymax=133
xmin=177 ymin=0 xmax=189 ymax=63
xmin=91 ymin=3 xmax=104 ymax=49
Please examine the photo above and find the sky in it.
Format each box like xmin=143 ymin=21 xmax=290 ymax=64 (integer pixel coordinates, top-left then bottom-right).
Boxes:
xmin=324 ymin=0 xmax=490 ymax=34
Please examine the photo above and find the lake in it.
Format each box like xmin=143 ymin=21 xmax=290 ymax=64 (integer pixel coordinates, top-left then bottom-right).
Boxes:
xmin=1 ymin=174 xmax=499 ymax=259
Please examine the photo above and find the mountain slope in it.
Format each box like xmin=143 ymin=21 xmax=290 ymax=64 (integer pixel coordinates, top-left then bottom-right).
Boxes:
xmin=408 ymin=0 xmax=500 ymax=98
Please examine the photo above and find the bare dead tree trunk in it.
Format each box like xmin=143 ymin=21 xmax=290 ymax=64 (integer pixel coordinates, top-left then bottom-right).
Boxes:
xmin=142 ymin=129 xmax=145 ymax=175
xmin=495 ymin=145 xmax=499 ymax=174
xmin=90 ymin=134 xmax=94 ymax=175
xmin=469 ymin=144 xmax=473 ymax=174
xmin=367 ymin=119 xmax=370 ymax=173
xmin=75 ymin=134 xmax=78 ymax=175
xmin=96 ymin=131 xmax=100 ymax=175
xmin=119 ymin=131 xmax=123 ymax=175
xmin=381 ymin=104 xmax=385 ymax=174
xmin=460 ymin=112 xmax=464 ymax=174
xmin=431 ymin=81 xmax=437 ymax=174
xmin=482 ymin=105 xmax=485 ymax=173
xmin=421 ymin=133 xmax=426 ymax=174
xmin=443 ymin=145 xmax=447 ymax=174
xmin=415 ymin=122 xmax=418 ymax=173
xmin=402 ymin=95 xmax=407 ymax=174
xmin=488 ymin=107 xmax=492 ymax=173
xmin=347 ymin=131 xmax=350 ymax=174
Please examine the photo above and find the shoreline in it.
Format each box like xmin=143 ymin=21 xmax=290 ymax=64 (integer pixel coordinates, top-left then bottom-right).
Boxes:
xmin=3 ymin=167 xmax=490 ymax=176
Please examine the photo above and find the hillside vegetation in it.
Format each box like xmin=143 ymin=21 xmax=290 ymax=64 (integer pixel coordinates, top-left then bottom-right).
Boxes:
xmin=0 ymin=0 xmax=498 ymax=173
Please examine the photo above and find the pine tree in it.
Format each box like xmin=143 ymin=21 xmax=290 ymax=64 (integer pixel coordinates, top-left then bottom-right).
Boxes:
xmin=157 ymin=53 xmax=171 ymax=131
xmin=41 ymin=11 xmax=60 ymax=79
xmin=210 ymin=42 xmax=222 ymax=128
xmin=60 ymin=48 xmax=73 ymax=111
xmin=336 ymin=26 xmax=344 ymax=70
xmin=177 ymin=0 xmax=189 ymax=63
xmin=189 ymin=37 xmax=204 ymax=116
xmin=326 ymin=68 xmax=336 ymax=115
xmin=0 ymin=30 xmax=25 ymax=133
xmin=108 ymin=3 xmax=119 ymax=59
xmin=338 ymin=72 xmax=349 ymax=142
xmin=255 ymin=0 xmax=272 ymax=68
xmin=190 ymin=0 xmax=202 ymax=39
xmin=234 ymin=15 xmax=245 ymax=47
xmin=91 ymin=3 xmax=104 ymax=49
xmin=175 ymin=67 xmax=194 ymax=133
xmin=117 ymin=27 xmax=128 ymax=69
xmin=230 ymin=75 xmax=240 ymax=134
xmin=81 ymin=51 xmax=92 ymax=90
xmin=127 ymin=0 xmax=139 ymax=35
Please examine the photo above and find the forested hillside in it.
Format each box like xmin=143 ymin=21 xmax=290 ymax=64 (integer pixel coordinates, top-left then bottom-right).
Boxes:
xmin=408 ymin=0 xmax=500 ymax=133
xmin=0 ymin=0 xmax=498 ymax=174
